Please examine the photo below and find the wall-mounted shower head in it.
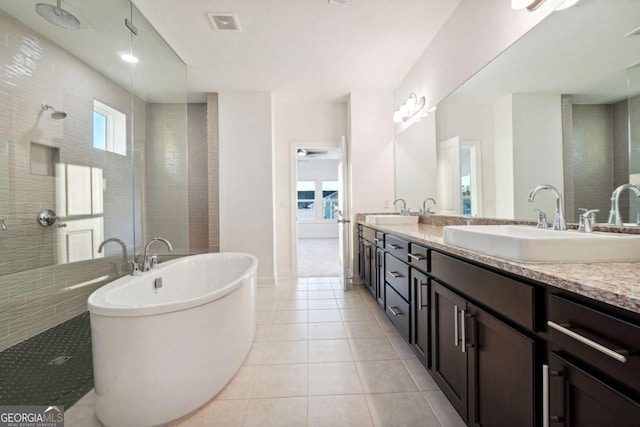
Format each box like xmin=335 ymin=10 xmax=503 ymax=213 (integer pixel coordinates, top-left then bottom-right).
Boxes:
xmin=41 ymin=103 xmax=67 ymax=120
xmin=35 ymin=0 xmax=80 ymax=30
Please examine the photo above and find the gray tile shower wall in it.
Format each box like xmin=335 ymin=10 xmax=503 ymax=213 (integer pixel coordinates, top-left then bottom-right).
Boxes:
xmin=188 ymin=104 xmax=209 ymax=255
xmin=207 ymin=93 xmax=220 ymax=253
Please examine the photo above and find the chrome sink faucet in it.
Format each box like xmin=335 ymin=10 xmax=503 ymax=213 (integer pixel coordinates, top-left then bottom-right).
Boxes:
xmin=420 ymin=198 xmax=436 ymax=215
xmin=527 ymin=185 xmax=566 ymax=230
xmin=393 ymin=198 xmax=409 ymax=216
xmin=142 ymin=237 xmax=173 ymax=272
xmin=607 ymin=184 xmax=640 ymax=226
xmin=578 ymin=209 xmax=599 ymax=233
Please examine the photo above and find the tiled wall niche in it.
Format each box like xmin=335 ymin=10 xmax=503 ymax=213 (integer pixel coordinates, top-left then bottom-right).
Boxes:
xmin=0 ymin=4 xmax=204 ymax=351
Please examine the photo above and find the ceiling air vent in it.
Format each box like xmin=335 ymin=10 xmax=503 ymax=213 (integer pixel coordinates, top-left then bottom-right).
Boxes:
xmin=328 ymin=0 xmax=355 ymax=5
xmin=207 ymin=13 xmax=241 ymax=31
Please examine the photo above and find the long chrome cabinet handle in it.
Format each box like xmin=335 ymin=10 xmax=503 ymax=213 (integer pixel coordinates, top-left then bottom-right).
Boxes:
xmin=461 ymin=309 xmax=467 ymax=353
xmin=547 ymin=321 xmax=628 ymax=363
xmin=388 ymin=306 xmax=401 ymax=316
xmin=388 ymin=243 xmax=402 ymax=249
xmin=454 ymin=305 xmax=459 ymax=347
xmin=408 ymin=253 xmax=425 ymax=261
xmin=387 ymin=271 xmax=401 ymax=278
xmin=543 ymin=364 xmax=550 ymax=427
xmin=416 ymin=278 xmax=423 ymax=311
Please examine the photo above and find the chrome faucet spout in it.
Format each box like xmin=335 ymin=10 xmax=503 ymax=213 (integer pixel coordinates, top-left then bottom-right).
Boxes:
xmin=142 ymin=237 xmax=173 ymax=271
xmin=98 ymin=237 xmax=128 ymax=274
xmin=420 ymin=198 xmax=436 ymax=215
xmin=393 ymin=198 xmax=408 ymax=216
xmin=608 ymin=184 xmax=640 ymax=226
xmin=527 ymin=184 xmax=566 ymax=231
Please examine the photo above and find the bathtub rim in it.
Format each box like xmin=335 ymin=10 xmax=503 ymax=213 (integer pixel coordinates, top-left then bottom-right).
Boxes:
xmin=87 ymin=252 xmax=258 ymax=318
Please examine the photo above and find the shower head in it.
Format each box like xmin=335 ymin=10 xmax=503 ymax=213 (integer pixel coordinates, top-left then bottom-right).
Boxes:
xmin=41 ymin=103 xmax=67 ymax=120
xmin=35 ymin=0 xmax=80 ymax=30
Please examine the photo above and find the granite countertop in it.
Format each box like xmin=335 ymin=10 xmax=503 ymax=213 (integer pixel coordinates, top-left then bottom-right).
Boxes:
xmin=358 ymin=219 xmax=640 ymax=315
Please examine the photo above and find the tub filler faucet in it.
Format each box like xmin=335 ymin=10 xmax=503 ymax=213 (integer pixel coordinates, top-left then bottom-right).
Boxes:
xmin=142 ymin=237 xmax=173 ymax=272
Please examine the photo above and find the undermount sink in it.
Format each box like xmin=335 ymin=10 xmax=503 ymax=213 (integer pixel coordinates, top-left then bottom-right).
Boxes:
xmin=442 ymin=225 xmax=640 ymax=263
xmin=365 ymin=215 xmax=419 ymax=225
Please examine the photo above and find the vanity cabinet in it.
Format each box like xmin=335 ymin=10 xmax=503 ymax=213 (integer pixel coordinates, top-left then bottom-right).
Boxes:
xmin=544 ymin=293 xmax=640 ymax=426
xmin=359 ymin=225 xmax=384 ymax=306
xmin=356 ymin=221 xmax=640 ymax=427
xmin=431 ymin=280 xmax=536 ymax=426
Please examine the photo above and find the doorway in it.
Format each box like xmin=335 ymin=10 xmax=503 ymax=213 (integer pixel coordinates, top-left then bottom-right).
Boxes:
xmin=294 ymin=146 xmax=341 ymax=277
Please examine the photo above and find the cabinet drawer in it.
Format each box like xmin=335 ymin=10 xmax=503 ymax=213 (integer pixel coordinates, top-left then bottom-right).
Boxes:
xmin=386 ymin=283 xmax=410 ymax=340
xmin=408 ymin=243 xmax=428 ymax=273
xmin=385 ymin=253 xmax=409 ymax=301
xmin=385 ymin=235 xmax=409 ymax=261
xmin=362 ymin=225 xmax=376 ymax=243
xmin=547 ymin=294 xmax=640 ymax=391
xmin=431 ymin=251 xmax=535 ymax=330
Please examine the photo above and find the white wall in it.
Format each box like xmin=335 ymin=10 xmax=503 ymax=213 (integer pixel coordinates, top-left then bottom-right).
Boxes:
xmin=297 ymin=158 xmax=339 ymax=239
xmin=349 ymin=92 xmax=396 ymax=214
xmin=273 ymin=101 xmax=347 ymax=279
xmin=494 ymin=95 xmax=515 ymax=219
xmin=219 ymin=92 xmax=276 ymax=286
xmin=395 ymin=114 xmax=437 ymax=213
xmin=394 ymin=0 xmax=563 ymax=136
xmin=436 ymin=101 xmax=496 ymax=217
xmin=512 ymin=94 xmax=563 ymax=220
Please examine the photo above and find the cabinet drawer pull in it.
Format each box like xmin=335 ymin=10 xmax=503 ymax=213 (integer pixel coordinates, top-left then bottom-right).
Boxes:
xmin=547 ymin=321 xmax=628 ymax=363
xmin=454 ymin=305 xmax=459 ymax=347
xmin=415 ymin=278 xmax=423 ymax=311
xmin=542 ymin=364 xmax=564 ymax=427
xmin=388 ymin=243 xmax=402 ymax=250
xmin=408 ymin=253 xmax=425 ymax=261
xmin=374 ymin=238 xmax=380 ymax=243
xmin=387 ymin=306 xmax=401 ymax=316
xmin=387 ymin=271 xmax=401 ymax=278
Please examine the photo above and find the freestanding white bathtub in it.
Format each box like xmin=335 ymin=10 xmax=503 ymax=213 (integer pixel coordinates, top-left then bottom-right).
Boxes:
xmin=88 ymin=253 xmax=257 ymax=427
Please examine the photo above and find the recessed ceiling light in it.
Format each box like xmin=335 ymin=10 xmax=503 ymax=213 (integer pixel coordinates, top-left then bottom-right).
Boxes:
xmin=120 ymin=53 xmax=138 ymax=64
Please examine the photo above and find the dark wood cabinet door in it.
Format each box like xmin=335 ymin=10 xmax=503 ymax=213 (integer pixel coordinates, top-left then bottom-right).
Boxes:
xmin=431 ymin=281 xmax=468 ymax=422
xmin=358 ymin=239 xmax=364 ymax=280
xmin=363 ymin=241 xmax=373 ymax=295
xmin=411 ymin=268 xmax=429 ymax=367
xmin=468 ymin=303 xmax=536 ymax=427
xmin=547 ymin=352 xmax=640 ymax=427
xmin=375 ymin=248 xmax=385 ymax=308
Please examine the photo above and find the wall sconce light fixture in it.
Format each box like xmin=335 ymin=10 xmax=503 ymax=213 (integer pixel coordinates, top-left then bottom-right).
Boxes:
xmin=393 ymin=93 xmax=426 ymax=123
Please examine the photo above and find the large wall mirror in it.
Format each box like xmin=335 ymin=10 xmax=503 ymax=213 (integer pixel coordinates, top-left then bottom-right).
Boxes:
xmin=395 ymin=0 xmax=640 ymax=225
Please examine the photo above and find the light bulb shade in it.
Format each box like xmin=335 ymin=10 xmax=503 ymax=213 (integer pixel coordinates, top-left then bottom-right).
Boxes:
xmin=393 ymin=110 xmax=403 ymax=123
xmin=405 ymin=94 xmax=417 ymax=111
xmin=399 ymin=103 xmax=409 ymax=116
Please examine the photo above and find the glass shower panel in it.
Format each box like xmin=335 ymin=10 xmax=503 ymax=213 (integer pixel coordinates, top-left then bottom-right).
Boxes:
xmin=130 ymin=4 xmax=189 ymax=257
xmin=0 ymin=0 xmax=137 ymax=351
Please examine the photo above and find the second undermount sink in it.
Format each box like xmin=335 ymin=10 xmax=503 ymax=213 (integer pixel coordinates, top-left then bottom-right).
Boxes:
xmin=365 ymin=215 xmax=419 ymax=225
xmin=442 ymin=225 xmax=640 ymax=263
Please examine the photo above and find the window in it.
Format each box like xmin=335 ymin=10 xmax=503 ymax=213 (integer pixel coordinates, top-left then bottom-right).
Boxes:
xmin=93 ymin=100 xmax=126 ymax=155
xmin=297 ymin=181 xmax=315 ymax=220
xmin=322 ymin=180 xmax=339 ymax=219
xmin=297 ymin=179 xmax=340 ymax=221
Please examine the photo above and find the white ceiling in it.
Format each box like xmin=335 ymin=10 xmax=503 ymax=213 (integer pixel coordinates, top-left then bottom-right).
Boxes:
xmin=131 ymin=0 xmax=460 ymax=102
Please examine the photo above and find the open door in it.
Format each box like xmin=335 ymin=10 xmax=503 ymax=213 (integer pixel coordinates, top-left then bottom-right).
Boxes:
xmin=335 ymin=136 xmax=352 ymax=291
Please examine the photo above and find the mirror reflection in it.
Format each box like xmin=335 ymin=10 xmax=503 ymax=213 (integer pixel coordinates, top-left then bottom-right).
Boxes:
xmin=395 ymin=0 xmax=640 ymax=225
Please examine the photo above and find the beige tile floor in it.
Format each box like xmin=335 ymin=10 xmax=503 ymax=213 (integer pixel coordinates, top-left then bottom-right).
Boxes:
xmin=66 ymin=277 xmax=465 ymax=427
